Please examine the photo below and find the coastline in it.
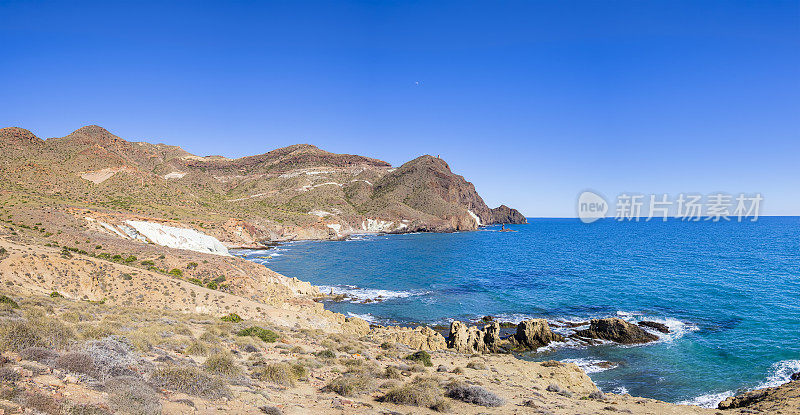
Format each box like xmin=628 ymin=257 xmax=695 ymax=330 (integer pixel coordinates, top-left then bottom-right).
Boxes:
xmin=231 ymin=231 xmax=800 ymax=412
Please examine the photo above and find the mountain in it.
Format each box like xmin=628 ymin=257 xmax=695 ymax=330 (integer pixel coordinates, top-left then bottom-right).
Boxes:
xmin=0 ymin=125 xmax=526 ymax=245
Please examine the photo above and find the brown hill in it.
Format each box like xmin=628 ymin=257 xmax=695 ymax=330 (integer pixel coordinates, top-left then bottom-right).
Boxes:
xmin=0 ymin=125 xmax=526 ymax=244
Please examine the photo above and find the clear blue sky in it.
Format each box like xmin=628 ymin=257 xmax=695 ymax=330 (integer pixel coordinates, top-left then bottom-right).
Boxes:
xmin=1 ymin=1 xmax=798 ymax=216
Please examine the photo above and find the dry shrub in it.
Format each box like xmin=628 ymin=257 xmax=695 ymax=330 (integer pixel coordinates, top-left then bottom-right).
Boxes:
xmin=379 ymin=376 xmax=447 ymax=411
xmin=445 ymin=381 xmax=504 ymax=407
xmin=0 ymin=320 xmax=44 ymax=352
xmin=54 ymin=352 xmax=98 ymax=378
xmin=63 ymin=403 xmax=113 ymax=415
xmin=252 ymin=362 xmax=306 ymax=386
xmin=85 ymin=336 xmax=144 ymax=381
xmin=18 ymin=390 xmax=62 ymax=414
xmin=383 ymin=366 xmax=404 ymax=380
xmin=20 ymin=346 xmax=59 ymax=363
xmin=324 ymin=373 xmax=374 ymax=397
xmin=150 ymin=365 xmax=230 ymax=399
xmin=105 ymin=376 xmax=162 ymax=415
xmin=466 ymin=361 xmax=486 ymax=370
xmin=202 ymin=352 xmax=240 ymax=377
xmin=185 ymin=340 xmax=210 ymax=356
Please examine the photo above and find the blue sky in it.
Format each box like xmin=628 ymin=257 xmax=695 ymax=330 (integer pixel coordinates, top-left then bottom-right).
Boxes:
xmin=1 ymin=1 xmax=798 ymax=216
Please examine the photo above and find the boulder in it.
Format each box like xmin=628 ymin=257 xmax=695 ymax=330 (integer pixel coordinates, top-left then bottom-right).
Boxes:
xmin=447 ymin=321 xmax=503 ymax=353
xmin=638 ymin=320 xmax=670 ymax=333
xmin=369 ymin=325 xmax=447 ymax=351
xmin=574 ymin=318 xmax=658 ymax=344
xmin=514 ymin=319 xmax=564 ymax=350
xmin=791 ymin=372 xmax=800 ymax=381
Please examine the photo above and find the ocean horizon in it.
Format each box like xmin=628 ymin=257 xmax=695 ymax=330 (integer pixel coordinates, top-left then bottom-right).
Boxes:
xmin=235 ymin=216 xmax=800 ymax=407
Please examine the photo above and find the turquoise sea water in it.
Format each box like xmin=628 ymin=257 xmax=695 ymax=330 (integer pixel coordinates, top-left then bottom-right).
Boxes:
xmin=234 ymin=217 xmax=800 ymax=406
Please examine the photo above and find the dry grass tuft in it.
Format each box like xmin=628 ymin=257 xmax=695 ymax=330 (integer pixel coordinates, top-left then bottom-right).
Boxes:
xmin=202 ymin=352 xmax=240 ymax=377
xmin=324 ymin=373 xmax=374 ymax=397
xmin=379 ymin=376 xmax=448 ymax=411
xmin=150 ymin=365 xmax=230 ymax=399
xmin=105 ymin=376 xmax=162 ymax=415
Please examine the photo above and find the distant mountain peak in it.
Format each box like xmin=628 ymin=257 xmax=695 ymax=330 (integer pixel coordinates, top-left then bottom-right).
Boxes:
xmin=0 ymin=127 xmax=43 ymax=146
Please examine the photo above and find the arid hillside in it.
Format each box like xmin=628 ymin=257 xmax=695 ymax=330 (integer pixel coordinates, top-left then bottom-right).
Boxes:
xmin=0 ymin=126 xmax=526 ymax=245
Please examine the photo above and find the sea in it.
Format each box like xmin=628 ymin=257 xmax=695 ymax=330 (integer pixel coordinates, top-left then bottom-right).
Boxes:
xmin=232 ymin=217 xmax=800 ymax=407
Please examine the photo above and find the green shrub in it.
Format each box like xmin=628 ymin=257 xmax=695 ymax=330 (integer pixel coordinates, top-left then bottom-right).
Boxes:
xmin=0 ymin=248 xmax=7 ymax=255
xmin=187 ymin=262 xmax=198 ymax=269
xmin=150 ymin=365 xmax=230 ymax=399
xmin=121 ymin=274 xmax=133 ymax=281
xmin=187 ymin=278 xmax=203 ymax=286
xmin=140 ymin=260 xmax=154 ymax=267
xmin=50 ymin=291 xmax=64 ymax=298
xmin=405 ymin=351 xmax=433 ymax=367
xmin=124 ymin=255 xmax=137 ymax=263
xmin=0 ymin=295 xmax=19 ymax=309
xmin=237 ymin=327 xmax=278 ymax=343
xmin=206 ymin=281 xmax=218 ymax=290
xmin=112 ymin=255 xmax=123 ymax=262
xmin=168 ymin=269 xmax=183 ymax=277
xmin=220 ymin=313 xmax=242 ymax=323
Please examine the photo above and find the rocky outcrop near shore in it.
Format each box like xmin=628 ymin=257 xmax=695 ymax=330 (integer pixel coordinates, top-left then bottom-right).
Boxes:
xmin=718 ymin=380 xmax=800 ymax=412
xmin=574 ymin=318 xmax=659 ymax=344
xmin=514 ymin=318 xmax=565 ymax=349
xmin=368 ymin=325 xmax=447 ymax=351
xmin=447 ymin=319 xmax=563 ymax=353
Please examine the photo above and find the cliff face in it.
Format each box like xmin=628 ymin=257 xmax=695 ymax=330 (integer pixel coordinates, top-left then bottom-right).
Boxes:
xmin=0 ymin=125 xmax=526 ymax=243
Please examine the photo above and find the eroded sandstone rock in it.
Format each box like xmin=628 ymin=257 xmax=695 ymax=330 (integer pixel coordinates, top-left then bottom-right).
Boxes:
xmin=447 ymin=321 xmax=504 ymax=353
xmin=369 ymin=325 xmax=447 ymax=351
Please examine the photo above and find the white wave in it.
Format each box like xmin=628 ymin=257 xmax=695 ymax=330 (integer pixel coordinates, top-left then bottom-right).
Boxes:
xmin=614 ymin=311 xmax=699 ymax=343
xmin=677 ymin=359 xmax=800 ymax=408
xmin=757 ymin=359 xmax=800 ymax=389
xmin=319 ymin=284 xmax=428 ymax=303
xmin=346 ymin=312 xmax=382 ymax=324
xmin=560 ymin=358 xmax=619 ymax=374
xmin=677 ymin=390 xmax=734 ymax=408
xmin=609 ymin=386 xmax=629 ymax=395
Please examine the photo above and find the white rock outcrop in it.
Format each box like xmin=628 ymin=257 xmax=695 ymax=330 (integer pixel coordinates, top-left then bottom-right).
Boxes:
xmin=124 ymin=220 xmax=230 ymax=256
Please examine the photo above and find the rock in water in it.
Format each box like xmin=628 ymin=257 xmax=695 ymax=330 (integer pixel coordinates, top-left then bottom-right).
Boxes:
xmin=637 ymin=320 xmax=670 ymax=333
xmin=514 ymin=319 xmax=564 ymax=350
xmin=791 ymin=372 xmax=800 ymax=381
xmin=575 ymin=318 xmax=658 ymax=344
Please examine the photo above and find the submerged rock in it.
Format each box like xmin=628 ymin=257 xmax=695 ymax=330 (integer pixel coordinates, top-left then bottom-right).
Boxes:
xmin=638 ymin=320 xmax=670 ymax=333
xmin=514 ymin=319 xmax=564 ymax=350
xmin=574 ymin=318 xmax=658 ymax=344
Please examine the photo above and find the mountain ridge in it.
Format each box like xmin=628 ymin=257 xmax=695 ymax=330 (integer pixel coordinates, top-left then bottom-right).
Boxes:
xmin=0 ymin=125 xmax=526 ymax=245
